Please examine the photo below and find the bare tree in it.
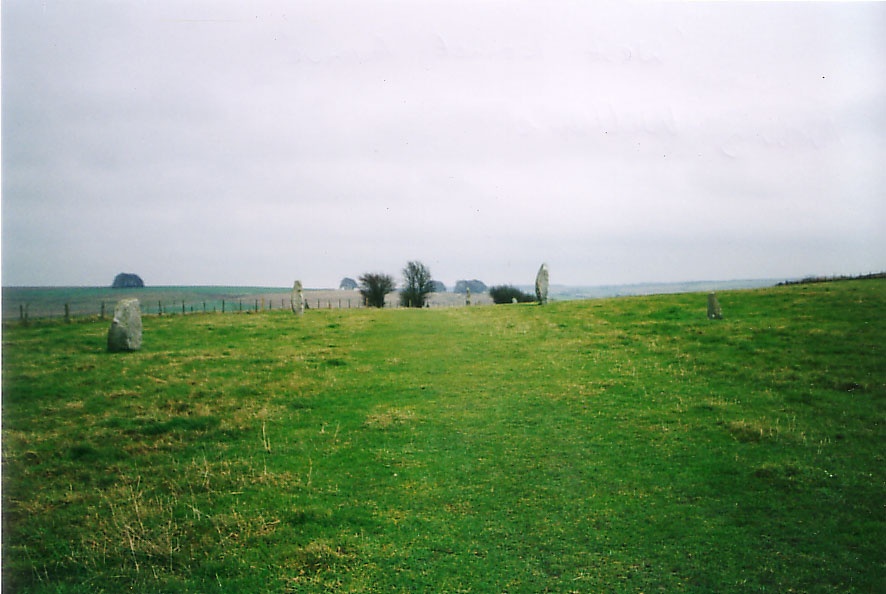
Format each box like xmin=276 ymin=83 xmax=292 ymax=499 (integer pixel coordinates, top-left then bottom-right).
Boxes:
xmin=400 ymin=261 xmax=433 ymax=308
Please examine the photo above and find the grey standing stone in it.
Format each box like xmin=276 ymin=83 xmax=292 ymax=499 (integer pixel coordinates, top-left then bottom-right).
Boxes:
xmin=107 ymin=299 xmax=142 ymax=352
xmin=291 ymin=280 xmax=305 ymax=316
xmin=707 ymin=292 xmax=723 ymax=320
xmin=535 ymin=263 xmax=549 ymax=305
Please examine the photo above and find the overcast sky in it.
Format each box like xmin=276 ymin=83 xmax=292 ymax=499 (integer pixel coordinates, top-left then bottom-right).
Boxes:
xmin=3 ymin=1 xmax=884 ymax=288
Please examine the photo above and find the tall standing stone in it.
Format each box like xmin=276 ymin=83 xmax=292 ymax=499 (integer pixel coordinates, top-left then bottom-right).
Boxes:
xmin=291 ymin=280 xmax=305 ymax=316
xmin=535 ymin=263 xmax=549 ymax=305
xmin=107 ymin=299 xmax=142 ymax=352
xmin=707 ymin=292 xmax=723 ymax=320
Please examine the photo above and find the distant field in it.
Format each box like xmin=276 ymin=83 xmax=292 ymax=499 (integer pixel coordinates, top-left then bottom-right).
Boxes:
xmin=1 ymin=286 xmax=491 ymax=320
xmin=2 ymin=276 xmax=787 ymax=320
xmin=2 ymin=279 xmax=883 ymax=592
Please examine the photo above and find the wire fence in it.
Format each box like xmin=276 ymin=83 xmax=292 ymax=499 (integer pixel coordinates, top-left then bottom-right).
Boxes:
xmin=4 ymin=291 xmax=485 ymax=324
xmin=9 ymin=298 xmax=361 ymax=323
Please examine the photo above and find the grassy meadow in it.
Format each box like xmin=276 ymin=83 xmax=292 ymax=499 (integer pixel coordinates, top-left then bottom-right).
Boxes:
xmin=2 ymin=280 xmax=884 ymax=592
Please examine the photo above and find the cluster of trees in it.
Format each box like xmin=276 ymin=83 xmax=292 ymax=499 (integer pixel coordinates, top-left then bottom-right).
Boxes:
xmin=453 ymin=279 xmax=487 ymax=294
xmin=340 ymin=264 xmax=495 ymax=309
xmin=339 ymin=277 xmax=358 ymax=290
xmin=111 ymin=273 xmax=144 ymax=288
xmin=341 ymin=265 xmax=539 ymax=308
xmin=776 ymin=272 xmax=886 ymax=286
xmin=355 ymin=261 xmax=437 ymax=308
xmin=488 ymin=285 xmax=535 ymax=304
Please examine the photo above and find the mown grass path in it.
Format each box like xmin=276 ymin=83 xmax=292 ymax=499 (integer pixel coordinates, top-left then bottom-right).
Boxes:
xmin=3 ymin=280 xmax=884 ymax=592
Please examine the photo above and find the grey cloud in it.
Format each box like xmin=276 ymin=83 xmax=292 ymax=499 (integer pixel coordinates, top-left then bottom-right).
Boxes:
xmin=3 ymin=1 xmax=884 ymax=287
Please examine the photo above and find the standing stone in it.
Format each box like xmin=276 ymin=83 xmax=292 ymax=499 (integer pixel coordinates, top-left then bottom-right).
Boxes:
xmin=107 ymin=299 xmax=142 ymax=352
xmin=707 ymin=292 xmax=723 ymax=320
xmin=465 ymin=287 xmax=471 ymax=306
xmin=291 ymin=280 xmax=305 ymax=316
xmin=535 ymin=263 xmax=549 ymax=305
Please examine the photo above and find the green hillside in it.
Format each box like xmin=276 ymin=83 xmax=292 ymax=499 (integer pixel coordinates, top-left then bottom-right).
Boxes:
xmin=2 ymin=280 xmax=883 ymax=592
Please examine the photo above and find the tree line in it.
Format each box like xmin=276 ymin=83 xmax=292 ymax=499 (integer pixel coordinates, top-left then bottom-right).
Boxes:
xmin=357 ymin=261 xmax=436 ymax=308
xmin=352 ymin=261 xmax=540 ymax=308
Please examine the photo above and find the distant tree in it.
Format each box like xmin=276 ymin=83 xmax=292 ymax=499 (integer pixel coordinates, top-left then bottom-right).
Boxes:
xmin=429 ymin=280 xmax=446 ymax=293
xmin=489 ymin=285 xmax=535 ymax=304
xmin=400 ymin=261 xmax=434 ymax=308
xmin=112 ymin=273 xmax=144 ymax=289
xmin=339 ymin=277 xmax=358 ymax=290
xmin=359 ymin=273 xmax=396 ymax=308
xmin=454 ymin=279 xmax=487 ymax=294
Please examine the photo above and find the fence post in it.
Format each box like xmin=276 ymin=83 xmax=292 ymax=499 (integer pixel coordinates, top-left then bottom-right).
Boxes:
xmin=239 ymin=300 xmax=243 ymax=312
xmin=158 ymin=300 xmax=163 ymax=316
xmin=182 ymin=301 xmax=186 ymax=315
xmin=64 ymin=303 xmax=71 ymax=323
xmin=100 ymin=302 xmax=106 ymax=319
xmin=222 ymin=300 xmax=225 ymax=313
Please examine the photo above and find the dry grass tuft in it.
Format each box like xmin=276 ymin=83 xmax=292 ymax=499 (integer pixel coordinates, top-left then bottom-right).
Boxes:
xmin=364 ymin=407 xmax=416 ymax=429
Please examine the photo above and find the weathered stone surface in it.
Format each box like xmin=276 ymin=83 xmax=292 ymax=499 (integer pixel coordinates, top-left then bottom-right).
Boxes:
xmin=535 ymin=263 xmax=549 ymax=304
xmin=707 ymin=292 xmax=723 ymax=319
xmin=291 ymin=280 xmax=305 ymax=316
xmin=107 ymin=299 xmax=142 ymax=352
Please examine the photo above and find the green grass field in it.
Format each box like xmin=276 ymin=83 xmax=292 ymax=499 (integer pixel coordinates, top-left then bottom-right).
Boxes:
xmin=2 ymin=280 xmax=884 ymax=592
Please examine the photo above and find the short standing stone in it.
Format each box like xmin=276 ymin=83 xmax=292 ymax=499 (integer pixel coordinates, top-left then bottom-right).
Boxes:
xmin=535 ymin=263 xmax=549 ymax=305
xmin=291 ymin=280 xmax=305 ymax=316
xmin=707 ymin=292 xmax=723 ymax=320
xmin=107 ymin=299 xmax=142 ymax=352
